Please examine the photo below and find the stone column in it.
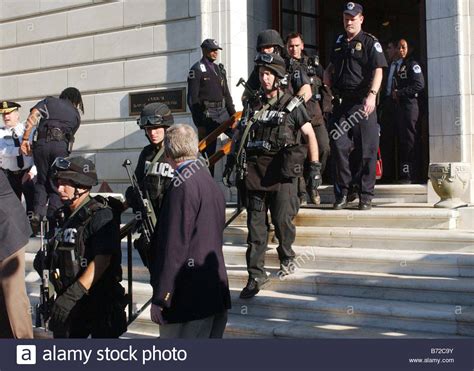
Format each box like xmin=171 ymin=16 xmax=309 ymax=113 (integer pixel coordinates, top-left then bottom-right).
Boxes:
xmin=426 ymin=0 xmax=473 ymax=204
xmin=195 ymin=0 xmax=249 ymax=201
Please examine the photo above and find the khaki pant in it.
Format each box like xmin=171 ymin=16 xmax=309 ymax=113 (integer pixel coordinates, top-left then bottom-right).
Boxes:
xmin=0 ymin=247 xmax=33 ymax=338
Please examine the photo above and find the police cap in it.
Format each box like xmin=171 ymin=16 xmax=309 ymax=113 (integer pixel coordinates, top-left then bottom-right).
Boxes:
xmin=255 ymin=53 xmax=286 ymax=79
xmin=0 ymin=101 xmax=21 ymax=114
xmin=137 ymin=103 xmax=174 ymax=129
xmin=52 ymin=156 xmax=98 ymax=188
xmin=200 ymin=38 xmax=222 ymax=50
xmin=343 ymin=2 xmax=363 ymax=16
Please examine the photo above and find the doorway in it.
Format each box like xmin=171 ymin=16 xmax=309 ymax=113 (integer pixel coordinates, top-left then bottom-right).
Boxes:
xmin=273 ymin=0 xmax=429 ymax=183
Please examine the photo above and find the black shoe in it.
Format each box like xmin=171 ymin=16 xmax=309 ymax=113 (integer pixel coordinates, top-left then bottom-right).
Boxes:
xmin=358 ymin=200 xmax=372 ymax=210
xmin=239 ymin=277 xmax=270 ymax=299
xmin=333 ymin=195 xmax=348 ymax=210
xmin=30 ymin=213 xmax=41 ymax=236
xmin=280 ymin=258 xmax=296 ymax=275
xmin=347 ymin=192 xmax=358 ymax=202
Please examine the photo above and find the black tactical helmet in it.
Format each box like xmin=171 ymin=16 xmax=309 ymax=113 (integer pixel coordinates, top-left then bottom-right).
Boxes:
xmin=255 ymin=53 xmax=287 ymax=79
xmin=52 ymin=156 xmax=98 ymax=188
xmin=256 ymin=29 xmax=284 ymax=51
xmin=137 ymin=103 xmax=174 ymax=129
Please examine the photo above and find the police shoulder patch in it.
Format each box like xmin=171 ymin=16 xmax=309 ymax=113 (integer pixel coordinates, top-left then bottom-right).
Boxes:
xmin=413 ymin=64 xmax=422 ymax=74
xmin=374 ymin=42 xmax=383 ymax=53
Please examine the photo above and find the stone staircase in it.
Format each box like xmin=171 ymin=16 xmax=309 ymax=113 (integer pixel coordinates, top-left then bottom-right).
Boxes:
xmin=25 ymin=185 xmax=474 ymax=339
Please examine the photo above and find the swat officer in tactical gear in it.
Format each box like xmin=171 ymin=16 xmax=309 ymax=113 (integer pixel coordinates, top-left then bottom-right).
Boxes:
xmin=125 ymin=103 xmax=175 ymax=215
xmin=187 ymin=39 xmax=236 ymax=174
xmin=286 ymin=32 xmax=333 ymax=204
xmin=392 ymin=39 xmax=425 ymax=183
xmin=42 ymin=156 xmax=127 ymax=338
xmin=242 ymin=29 xmax=312 ymax=104
xmin=324 ymin=2 xmax=387 ymax=210
xmin=232 ymin=53 xmax=321 ymax=299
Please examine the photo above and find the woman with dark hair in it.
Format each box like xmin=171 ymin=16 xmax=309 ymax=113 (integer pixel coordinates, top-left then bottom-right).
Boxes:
xmin=20 ymin=87 xmax=83 ymax=230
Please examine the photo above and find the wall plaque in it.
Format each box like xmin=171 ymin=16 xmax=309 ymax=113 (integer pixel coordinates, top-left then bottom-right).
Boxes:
xmin=129 ymin=88 xmax=186 ymax=116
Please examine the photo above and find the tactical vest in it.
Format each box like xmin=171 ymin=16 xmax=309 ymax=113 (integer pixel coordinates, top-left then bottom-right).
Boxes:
xmin=143 ymin=157 xmax=174 ymax=211
xmin=247 ymin=93 xmax=299 ymax=155
xmin=244 ymin=94 xmax=307 ymax=191
xmin=50 ymin=196 xmax=116 ymax=294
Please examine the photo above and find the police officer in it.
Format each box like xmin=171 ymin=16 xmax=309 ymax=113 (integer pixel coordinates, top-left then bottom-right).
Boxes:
xmin=125 ymin=103 xmax=175 ymax=215
xmin=0 ymin=101 xmax=36 ymax=216
xmin=242 ymin=29 xmax=315 ymax=205
xmin=232 ymin=54 xmax=321 ymax=299
xmin=286 ymin=32 xmax=332 ymax=203
xmin=187 ymin=39 xmax=236 ymax=173
xmin=20 ymin=87 xmax=83 ymax=229
xmin=124 ymin=103 xmax=175 ymax=266
xmin=392 ymin=39 xmax=425 ymax=183
xmin=379 ymin=39 xmax=402 ymax=183
xmin=42 ymin=156 xmax=127 ymax=338
xmin=242 ymin=29 xmax=313 ymax=105
xmin=324 ymin=2 xmax=387 ymax=210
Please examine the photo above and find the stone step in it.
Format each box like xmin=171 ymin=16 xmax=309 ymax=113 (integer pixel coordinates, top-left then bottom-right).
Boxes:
xmin=224 ymin=315 xmax=466 ymax=339
xmin=229 ymin=290 xmax=474 ymax=336
xmin=26 ymin=252 xmax=474 ymax=309
xmin=224 ymin=227 xmax=474 ymax=252
xmin=26 ymin=273 xmax=474 ymax=339
xmin=223 ymin=245 xmax=474 ymax=278
xmin=305 ymin=184 xmax=427 ymax=204
xmin=226 ymin=267 xmax=474 ymax=305
xmin=226 ymin=205 xmax=459 ymax=230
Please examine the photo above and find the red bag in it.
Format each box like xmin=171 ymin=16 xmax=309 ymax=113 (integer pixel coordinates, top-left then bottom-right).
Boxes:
xmin=376 ymin=148 xmax=383 ymax=180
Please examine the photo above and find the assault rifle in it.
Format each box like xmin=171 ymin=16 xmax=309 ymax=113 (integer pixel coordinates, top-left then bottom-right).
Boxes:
xmin=35 ymin=218 xmax=53 ymax=329
xmin=122 ymin=159 xmax=155 ymax=267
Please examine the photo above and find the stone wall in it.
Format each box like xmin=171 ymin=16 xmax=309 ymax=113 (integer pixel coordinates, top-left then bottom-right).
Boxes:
xmin=0 ymin=0 xmax=200 ymax=195
xmin=426 ymin=0 xmax=474 ymax=204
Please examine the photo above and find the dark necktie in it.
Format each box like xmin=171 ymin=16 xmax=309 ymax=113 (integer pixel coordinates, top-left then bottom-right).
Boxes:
xmin=12 ymin=130 xmax=24 ymax=169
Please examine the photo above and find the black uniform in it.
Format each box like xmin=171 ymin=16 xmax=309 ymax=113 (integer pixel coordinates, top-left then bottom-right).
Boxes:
xmin=245 ymin=61 xmax=311 ymax=101
xmin=48 ymin=196 xmax=127 ymax=338
xmin=187 ymin=57 xmax=235 ymax=163
xmin=329 ymin=31 xmax=387 ymax=202
xmin=32 ymin=97 xmax=80 ymax=222
xmin=378 ymin=59 xmax=402 ymax=183
xmin=128 ymin=144 xmax=174 ymax=214
xmin=288 ymin=54 xmax=332 ymax=178
xmin=243 ymin=93 xmax=310 ymax=280
xmin=393 ymin=58 xmax=425 ymax=182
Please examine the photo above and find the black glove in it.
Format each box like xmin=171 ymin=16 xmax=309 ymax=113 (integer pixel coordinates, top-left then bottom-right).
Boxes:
xmin=33 ymin=249 xmax=49 ymax=278
xmin=49 ymin=281 xmax=87 ymax=331
xmin=306 ymin=161 xmax=322 ymax=190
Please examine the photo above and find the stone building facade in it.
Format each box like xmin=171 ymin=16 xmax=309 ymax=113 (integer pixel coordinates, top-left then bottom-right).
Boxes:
xmin=0 ymin=0 xmax=472 ymax=204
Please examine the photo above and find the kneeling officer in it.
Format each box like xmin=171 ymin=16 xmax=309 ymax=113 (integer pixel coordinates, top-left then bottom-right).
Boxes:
xmin=37 ymin=156 xmax=127 ymax=338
